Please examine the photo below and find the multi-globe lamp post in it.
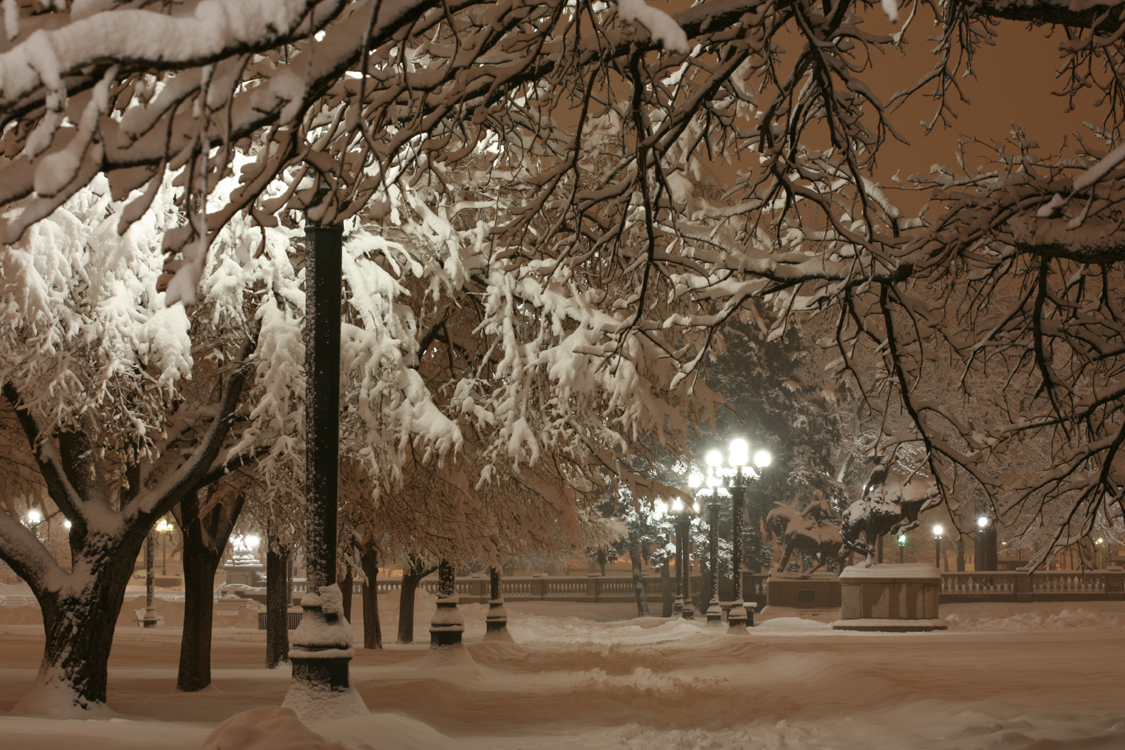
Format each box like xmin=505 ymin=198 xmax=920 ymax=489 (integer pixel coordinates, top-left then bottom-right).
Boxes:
xmin=690 ymin=439 xmax=771 ymax=634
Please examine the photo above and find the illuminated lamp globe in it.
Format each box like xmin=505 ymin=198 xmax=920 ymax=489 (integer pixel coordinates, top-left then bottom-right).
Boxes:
xmin=754 ymin=450 xmax=772 ymax=469
xmin=729 ymin=439 xmax=749 ymax=467
xmin=933 ymin=524 xmax=944 ymax=538
xmin=706 ymin=450 xmax=723 ymax=468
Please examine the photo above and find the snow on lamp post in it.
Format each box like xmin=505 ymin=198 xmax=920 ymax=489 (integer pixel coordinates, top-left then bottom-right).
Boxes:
xmin=483 ymin=565 xmax=512 ymax=642
xmin=283 ymin=191 xmax=364 ymax=720
xmin=142 ymin=528 xmax=159 ymax=628
xmin=933 ymin=525 xmax=943 ymax=570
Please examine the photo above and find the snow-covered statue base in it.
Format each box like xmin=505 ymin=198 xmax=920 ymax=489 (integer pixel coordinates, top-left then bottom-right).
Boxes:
xmin=831 ymin=564 xmax=946 ymax=632
xmin=765 ymin=572 xmax=841 ymax=610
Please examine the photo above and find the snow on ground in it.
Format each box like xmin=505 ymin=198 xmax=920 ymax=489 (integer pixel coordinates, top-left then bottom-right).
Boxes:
xmin=2 ymin=590 xmax=1125 ymax=749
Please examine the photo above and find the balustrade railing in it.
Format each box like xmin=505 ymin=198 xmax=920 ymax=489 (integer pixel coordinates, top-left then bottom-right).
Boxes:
xmin=276 ymin=569 xmax=1125 ymax=608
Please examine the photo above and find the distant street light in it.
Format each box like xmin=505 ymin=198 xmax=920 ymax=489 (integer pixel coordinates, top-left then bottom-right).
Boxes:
xmin=933 ymin=525 xmax=943 ymax=569
xmin=897 ymin=533 xmax=907 ymax=564
xmin=976 ymin=515 xmax=998 ymax=571
xmin=155 ymin=517 xmax=174 ymax=576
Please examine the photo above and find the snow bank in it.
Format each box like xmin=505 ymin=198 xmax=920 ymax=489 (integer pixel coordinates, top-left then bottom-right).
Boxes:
xmin=201 ymin=707 xmax=367 ymax=750
xmin=945 ymin=605 xmax=1125 ymax=632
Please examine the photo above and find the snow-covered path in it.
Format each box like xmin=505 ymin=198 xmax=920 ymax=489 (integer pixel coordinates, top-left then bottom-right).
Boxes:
xmin=1 ymin=600 xmax=1124 ymax=749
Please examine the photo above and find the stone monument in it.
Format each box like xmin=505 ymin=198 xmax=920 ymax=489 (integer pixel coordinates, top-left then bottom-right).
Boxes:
xmin=831 ymin=563 xmax=946 ymax=632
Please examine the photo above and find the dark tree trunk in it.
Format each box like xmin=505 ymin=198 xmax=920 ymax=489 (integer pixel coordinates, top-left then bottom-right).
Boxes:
xmin=660 ymin=562 xmax=673 ymax=617
xmin=631 ymin=542 xmax=649 ymax=617
xmin=359 ymin=542 xmax=382 ymax=649
xmin=341 ymin=565 xmax=354 ymax=624
xmin=175 ymin=488 xmax=245 ymax=692
xmin=178 ymin=542 xmax=223 ymax=691
xmin=397 ymin=559 xmax=435 ymax=644
xmin=32 ymin=539 xmax=142 ymax=709
xmin=266 ymin=538 xmax=290 ymax=669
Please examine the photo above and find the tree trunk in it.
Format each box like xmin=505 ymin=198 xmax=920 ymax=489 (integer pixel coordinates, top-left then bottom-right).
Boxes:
xmin=631 ymin=541 xmax=649 ymax=618
xmin=341 ymin=565 xmax=354 ymax=624
xmin=397 ymin=559 xmax=434 ymax=644
xmin=175 ymin=488 xmax=245 ymax=692
xmin=265 ymin=539 xmax=289 ymax=669
xmin=22 ymin=539 xmax=141 ymax=711
xmin=660 ymin=562 xmax=673 ymax=617
xmin=359 ymin=542 xmax=382 ymax=649
xmin=178 ymin=542 xmax=223 ymax=691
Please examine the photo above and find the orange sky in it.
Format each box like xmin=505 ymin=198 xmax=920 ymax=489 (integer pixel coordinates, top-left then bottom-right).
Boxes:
xmin=859 ymin=14 xmax=1098 ymax=211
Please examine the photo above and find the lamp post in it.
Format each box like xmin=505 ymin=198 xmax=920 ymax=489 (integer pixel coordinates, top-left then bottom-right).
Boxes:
xmin=693 ymin=439 xmax=770 ymax=634
xmin=155 ymin=517 xmax=174 ymax=576
xmin=142 ymin=529 xmax=159 ymax=628
xmin=656 ymin=499 xmax=683 ymax=616
xmin=976 ymin=515 xmax=998 ymax=571
xmin=671 ymin=497 xmax=696 ymax=619
xmin=933 ymin=524 xmax=943 ymax=569
xmin=897 ymin=533 xmax=906 ymax=564
xmin=689 ymin=470 xmax=724 ymax=625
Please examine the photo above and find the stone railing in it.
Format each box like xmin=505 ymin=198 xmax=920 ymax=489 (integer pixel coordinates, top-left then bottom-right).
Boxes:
xmin=939 ymin=569 xmax=1125 ymax=603
xmin=287 ymin=570 xmax=1125 ymax=606
xmin=291 ymin=572 xmax=771 ymax=605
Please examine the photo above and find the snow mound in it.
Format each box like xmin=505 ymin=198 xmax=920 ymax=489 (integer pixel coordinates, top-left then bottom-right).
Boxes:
xmin=578 ymin=666 xmax=728 ymax=697
xmin=201 ymin=707 xmax=369 ymax=750
xmin=945 ymin=606 xmax=1125 ymax=632
xmin=755 ymin=616 xmax=834 ymax=632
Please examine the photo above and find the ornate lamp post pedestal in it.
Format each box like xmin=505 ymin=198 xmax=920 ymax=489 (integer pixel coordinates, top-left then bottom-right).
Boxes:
xmin=483 ymin=566 xmax=513 ymax=642
xmin=430 ymin=560 xmax=465 ymax=648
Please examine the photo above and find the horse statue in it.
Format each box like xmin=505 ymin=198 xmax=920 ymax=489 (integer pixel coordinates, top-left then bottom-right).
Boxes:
xmin=840 ymin=475 xmax=941 ymax=563
xmin=765 ymin=492 xmax=846 ymax=572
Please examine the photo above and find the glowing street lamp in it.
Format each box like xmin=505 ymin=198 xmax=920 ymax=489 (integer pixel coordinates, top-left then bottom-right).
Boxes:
xmin=155 ymin=517 xmax=174 ymax=576
xmin=933 ymin=524 xmax=943 ymax=569
xmin=695 ymin=438 xmax=771 ymax=634
xmin=976 ymin=515 xmax=998 ymax=571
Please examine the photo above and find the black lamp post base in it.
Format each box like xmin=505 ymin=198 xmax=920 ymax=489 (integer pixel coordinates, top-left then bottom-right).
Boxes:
xmin=727 ymin=602 xmax=749 ymax=633
xmin=430 ymin=596 xmax=466 ymax=648
xmin=483 ymin=600 xmax=513 ymax=642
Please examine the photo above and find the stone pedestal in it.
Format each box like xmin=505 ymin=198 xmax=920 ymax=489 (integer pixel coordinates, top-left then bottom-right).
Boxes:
xmin=832 ymin=563 xmax=946 ymax=632
xmin=766 ymin=572 xmax=841 ymax=609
